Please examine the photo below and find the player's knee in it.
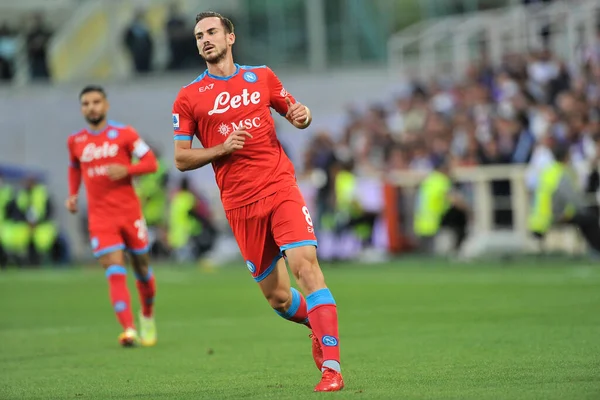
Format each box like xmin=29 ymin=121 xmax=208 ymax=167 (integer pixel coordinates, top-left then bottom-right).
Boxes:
xmin=98 ymin=251 xmax=125 ymax=268
xmin=131 ymin=253 xmax=150 ymax=270
xmin=265 ymin=289 xmax=292 ymax=313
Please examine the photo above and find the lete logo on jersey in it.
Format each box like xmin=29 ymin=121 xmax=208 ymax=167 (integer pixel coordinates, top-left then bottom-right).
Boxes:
xmin=80 ymin=142 xmax=119 ymax=162
xmin=208 ymin=89 xmax=261 ymax=116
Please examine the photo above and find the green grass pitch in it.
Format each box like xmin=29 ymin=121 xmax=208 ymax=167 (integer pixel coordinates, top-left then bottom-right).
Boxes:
xmin=1 ymin=258 xmax=600 ymax=399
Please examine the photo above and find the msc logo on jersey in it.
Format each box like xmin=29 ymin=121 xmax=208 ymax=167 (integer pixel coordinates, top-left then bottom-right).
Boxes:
xmin=172 ymin=113 xmax=180 ymax=130
xmin=322 ymin=335 xmax=338 ymax=347
xmin=246 ymin=260 xmax=256 ymax=274
xmin=107 ymin=129 xmax=119 ymax=139
xmin=243 ymin=71 xmax=257 ymax=83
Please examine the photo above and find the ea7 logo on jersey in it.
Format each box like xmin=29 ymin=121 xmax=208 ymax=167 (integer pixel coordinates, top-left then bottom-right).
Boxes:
xmin=80 ymin=142 xmax=119 ymax=162
xmin=199 ymin=83 xmax=214 ymax=93
xmin=208 ymin=89 xmax=261 ymax=116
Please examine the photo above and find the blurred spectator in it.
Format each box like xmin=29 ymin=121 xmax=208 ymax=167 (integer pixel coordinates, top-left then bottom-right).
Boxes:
xmin=165 ymin=1 xmax=192 ymax=70
xmin=124 ymin=9 xmax=154 ymax=74
xmin=168 ymin=177 xmax=217 ymax=262
xmin=2 ymin=176 xmax=58 ymax=266
xmin=0 ymin=22 xmax=17 ymax=81
xmin=25 ymin=12 xmax=52 ymax=80
xmin=0 ymin=173 xmax=14 ymax=268
xmin=136 ymin=146 xmax=169 ymax=258
xmin=413 ymin=156 xmax=470 ymax=255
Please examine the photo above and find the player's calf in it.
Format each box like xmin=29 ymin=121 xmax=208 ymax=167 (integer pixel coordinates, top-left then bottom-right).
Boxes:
xmin=104 ymin=264 xmax=135 ymax=333
xmin=131 ymin=254 xmax=156 ymax=319
xmin=286 ymin=246 xmax=342 ymax=375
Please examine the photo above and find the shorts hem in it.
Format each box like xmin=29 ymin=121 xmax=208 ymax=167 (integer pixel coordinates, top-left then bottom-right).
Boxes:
xmin=129 ymin=244 xmax=150 ymax=255
xmin=254 ymin=254 xmax=283 ymax=282
xmin=280 ymin=240 xmax=318 ymax=253
xmin=93 ymin=243 xmax=126 ymax=258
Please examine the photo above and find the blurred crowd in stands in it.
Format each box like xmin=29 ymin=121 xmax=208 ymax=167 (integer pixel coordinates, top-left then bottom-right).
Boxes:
xmin=0 ymin=3 xmax=199 ymax=82
xmin=0 ymin=151 xmax=219 ymax=269
xmin=302 ymin=26 xmax=600 ymax=236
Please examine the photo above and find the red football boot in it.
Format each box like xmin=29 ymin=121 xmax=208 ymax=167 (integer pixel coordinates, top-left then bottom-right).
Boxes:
xmin=314 ymin=367 xmax=344 ymax=392
xmin=309 ymin=332 xmax=323 ymax=370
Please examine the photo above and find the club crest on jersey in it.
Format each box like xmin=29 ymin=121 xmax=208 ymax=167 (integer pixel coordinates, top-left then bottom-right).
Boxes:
xmin=172 ymin=113 xmax=180 ymax=130
xmin=107 ymin=129 xmax=118 ymax=139
xmin=243 ymin=71 xmax=257 ymax=83
xmin=246 ymin=260 xmax=256 ymax=274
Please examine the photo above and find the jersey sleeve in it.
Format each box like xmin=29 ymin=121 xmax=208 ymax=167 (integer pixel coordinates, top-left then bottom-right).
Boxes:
xmin=266 ymin=67 xmax=296 ymax=117
xmin=172 ymin=89 xmax=196 ymax=141
xmin=124 ymin=127 xmax=151 ymax=159
xmin=67 ymin=136 xmax=79 ymax=168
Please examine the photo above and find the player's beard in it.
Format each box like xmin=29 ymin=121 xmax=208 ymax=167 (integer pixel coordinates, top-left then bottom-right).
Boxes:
xmin=85 ymin=114 xmax=106 ymax=126
xmin=202 ymin=46 xmax=227 ymax=65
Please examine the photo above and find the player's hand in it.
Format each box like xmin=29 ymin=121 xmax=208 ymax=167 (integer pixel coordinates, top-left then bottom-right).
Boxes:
xmin=222 ymin=130 xmax=252 ymax=154
xmin=106 ymin=164 xmax=129 ymax=181
xmin=285 ymin=97 xmax=310 ymax=127
xmin=65 ymin=195 xmax=78 ymax=214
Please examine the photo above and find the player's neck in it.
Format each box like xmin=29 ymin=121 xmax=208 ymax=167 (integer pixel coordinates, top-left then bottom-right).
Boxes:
xmin=88 ymin=119 xmax=107 ymax=133
xmin=206 ymin=56 xmax=236 ymax=78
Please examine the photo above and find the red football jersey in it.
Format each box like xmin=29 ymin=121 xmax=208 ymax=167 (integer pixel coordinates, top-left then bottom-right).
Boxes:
xmin=67 ymin=121 xmax=150 ymax=227
xmin=172 ymin=64 xmax=298 ymax=210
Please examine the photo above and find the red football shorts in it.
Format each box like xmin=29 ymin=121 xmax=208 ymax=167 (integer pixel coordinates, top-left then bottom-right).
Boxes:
xmin=89 ymin=212 xmax=150 ymax=258
xmin=225 ymin=185 xmax=318 ymax=282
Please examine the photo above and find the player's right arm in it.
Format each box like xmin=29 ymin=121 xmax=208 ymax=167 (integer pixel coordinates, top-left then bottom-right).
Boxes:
xmin=174 ymin=131 xmax=253 ymax=171
xmin=172 ymin=90 xmax=251 ymax=171
xmin=65 ymin=136 xmax=81 ymax=214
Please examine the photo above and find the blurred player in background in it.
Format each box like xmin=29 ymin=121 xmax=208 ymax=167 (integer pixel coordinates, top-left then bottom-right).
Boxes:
xmin=66 ymin=85 xmax=158 ymax=347
xmin=171 ymin=12 xmax=343 ymax=392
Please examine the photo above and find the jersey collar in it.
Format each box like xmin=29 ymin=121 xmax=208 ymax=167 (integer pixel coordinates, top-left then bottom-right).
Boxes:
xmin=206 ymin=63 xmax=240 ymax=81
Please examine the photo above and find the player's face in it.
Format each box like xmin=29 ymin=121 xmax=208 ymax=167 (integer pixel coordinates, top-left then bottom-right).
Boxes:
xmin=194 ymin=17 xmax=234 ymax=64
xmin=80 ymin=91 xmax=108 ymax=126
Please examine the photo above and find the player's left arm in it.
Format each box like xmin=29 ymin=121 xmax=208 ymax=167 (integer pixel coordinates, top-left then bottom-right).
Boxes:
xmin=267 ymin=67 xmax=312 ymax=130
xmin=106 ymin=129 xmax=158 ymax=181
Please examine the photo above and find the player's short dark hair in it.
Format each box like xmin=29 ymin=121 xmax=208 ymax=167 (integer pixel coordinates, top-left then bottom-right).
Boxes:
xmin=195 ymin=11 xmax=234 ymax=34
xmin=79 ymin=85 xmax=106 ymax=100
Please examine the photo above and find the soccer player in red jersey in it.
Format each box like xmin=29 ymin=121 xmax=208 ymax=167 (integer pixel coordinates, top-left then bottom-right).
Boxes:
xmin=172 ymin=12 xmax=344 ymax=392
xmin=66 ymin=85 xmax=158 ymax=347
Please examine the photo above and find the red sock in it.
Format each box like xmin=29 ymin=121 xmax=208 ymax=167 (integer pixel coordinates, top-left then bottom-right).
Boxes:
xmin=135 ymin=268 xmax=156 ymax=318
xmin=275 ymin=287 xmax=311 ymax=328
xmin=105 ymin=265 xmax=134 ymax=330
xmin=307 ymin=288 xmax=340 ymax=371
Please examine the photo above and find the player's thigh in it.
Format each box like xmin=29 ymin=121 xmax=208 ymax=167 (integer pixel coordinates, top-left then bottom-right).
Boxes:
xmin=90 ymin=225 xmax=126 ymax=267
xmin=271 ymin=186 xmax=324 ymax=291
xmin=121 ymin=215 xmax=150 ymax=256
xmin=271 ymin=185 xmax=318 ymax=256
xmin=226 ymin=202 xmax=281 ymax=283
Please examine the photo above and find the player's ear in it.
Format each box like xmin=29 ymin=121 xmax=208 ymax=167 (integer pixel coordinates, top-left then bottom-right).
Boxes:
xmin=228 ymin=33 xmax=235 ymax=46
